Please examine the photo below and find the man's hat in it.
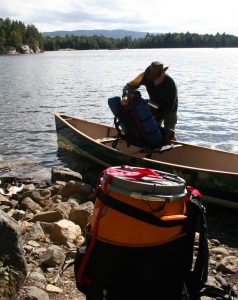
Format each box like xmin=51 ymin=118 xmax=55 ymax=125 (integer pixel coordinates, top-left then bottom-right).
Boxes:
xmin=144 ymin=61 xmax=169 ymax=81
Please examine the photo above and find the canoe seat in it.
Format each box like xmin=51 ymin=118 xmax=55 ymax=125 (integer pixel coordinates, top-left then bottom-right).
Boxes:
xmin=96 ymin=137 xmax=117 ymax=144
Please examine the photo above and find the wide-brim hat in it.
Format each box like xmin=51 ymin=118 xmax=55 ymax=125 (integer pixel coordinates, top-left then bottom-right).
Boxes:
xmin=144 ymin=61 xmax=169 ymax=81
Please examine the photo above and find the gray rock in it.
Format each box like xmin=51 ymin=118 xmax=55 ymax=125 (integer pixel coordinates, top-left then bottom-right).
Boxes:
xmin=39 ymin=222 xmax=54 ymax=234
xmin=0 ymin=194 xmax=13 ymax=207
xmin=38 ymin=198 xmax=53 ymax=208
xmin=210 ymin=247 xmax=229 ymax=256
xmin=216 ymin=256 xmax=238 ymax=274
xmin=51 ymin=166 xmax=82 ymax=183
xmin=40 ymin=245 xmax=65 ymax=267
xmin=67 ymin=193 xmax=84 ymax=204
xmin=31 ymin=188 xmax=51 ymax=203
xmin=67 ymin=198 xmax=80 ymax=209
xmin=210 ymin=239 xmax=221 ymax=246
xmin=51 ymin=194 xmax=63 ymax=203
xmin=33 ymin=247 xmax=47 ymax=257
xmin=0 ymin=205 xmax=11 ymax=212
xmin=46 ymin=284 xmax=63 ymax=293
xmin=32 ymin=210 xmax=64 ymax=222
xmin=25 ymin=222 xmax=45 ymax=240
xmin=48 ymin=184 xmax=63 ymax=196
xmin=69 ymin=201 xmax=94 ymax=229
xmin=24 ymin=245 xmax=33 ymax=253
xmin=29 ymin=271 xmax=46 ymax=283
xmin=23 ymin=184 xmax=36 ymax=192
xmin=53 ymin=202 xmax=71 ymax=219
xmin=23 ymin=286 xmax=49 ymax=300
xmin=28 ymin=240 xmax=40 ymax=247
xmin=20 ymin=197 xmax=42 ymax=213
xmin=60 ymin=180 xmax=93 ymax=198
xmin=11 ymin=209 xmax=26 ymax=220
xmin=20 ymin=44 xmax=34 ymax=54
xmin=0 ymin=211 xmax=27 ymax=293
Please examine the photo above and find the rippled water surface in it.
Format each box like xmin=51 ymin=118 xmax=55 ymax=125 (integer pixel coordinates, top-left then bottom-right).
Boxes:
xmin=0 ymin=49 xmax=238 ymax=178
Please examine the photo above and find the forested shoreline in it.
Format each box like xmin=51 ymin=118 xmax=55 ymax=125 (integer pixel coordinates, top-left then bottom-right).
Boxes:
xmin=0 ymin=18 xmax=43 ymax=54
xmin=44 ymin=32 xmax=238 ymax=51
xmin=1 ymin=17 xmax=238 ymax=54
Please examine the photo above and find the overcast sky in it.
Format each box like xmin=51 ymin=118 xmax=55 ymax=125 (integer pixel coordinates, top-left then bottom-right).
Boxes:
xmin=1 ymin=0 xmax=238 ymax=35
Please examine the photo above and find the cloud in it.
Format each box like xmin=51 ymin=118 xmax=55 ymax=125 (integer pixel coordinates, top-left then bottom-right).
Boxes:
xmin=0 ymin=0 xmax=238 ymax=34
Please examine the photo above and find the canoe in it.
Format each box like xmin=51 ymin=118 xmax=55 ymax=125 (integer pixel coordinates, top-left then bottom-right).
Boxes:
xmin=54 ymin=113 xmax=238 ymax=209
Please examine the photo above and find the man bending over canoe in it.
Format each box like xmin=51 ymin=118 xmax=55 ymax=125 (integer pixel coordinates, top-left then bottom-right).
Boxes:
xmin=122 ymin=61 xmax=178 ymax=144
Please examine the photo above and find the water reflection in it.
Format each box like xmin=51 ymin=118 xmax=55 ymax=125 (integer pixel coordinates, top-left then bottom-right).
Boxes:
xmin=56 ymin=147 xmax=104 ymax=187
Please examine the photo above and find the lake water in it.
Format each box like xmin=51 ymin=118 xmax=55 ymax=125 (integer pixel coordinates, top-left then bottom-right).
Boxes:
xmin=0 ymin=48 xmax=238 ymax=179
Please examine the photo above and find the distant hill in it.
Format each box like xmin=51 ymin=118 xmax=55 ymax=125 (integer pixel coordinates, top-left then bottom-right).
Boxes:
xmin=42 ymin=29 xmax=148 ymax=39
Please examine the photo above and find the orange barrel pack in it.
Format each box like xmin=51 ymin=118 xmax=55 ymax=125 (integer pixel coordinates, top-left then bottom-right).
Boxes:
xmin=90 ymin=165 xmax=189 ymax=247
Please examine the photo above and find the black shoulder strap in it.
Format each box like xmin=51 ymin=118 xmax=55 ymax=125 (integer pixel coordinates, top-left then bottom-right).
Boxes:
xmin=185 ymin=196 xmax=209 ymax=298
xmin=98 ymin=190 xmax=186 ymax=228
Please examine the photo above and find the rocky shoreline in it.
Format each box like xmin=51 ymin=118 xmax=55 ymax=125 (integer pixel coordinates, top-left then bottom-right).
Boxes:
xmin=0 ymin=166 xmax=237 ymax=300
xmin=1 ymin=45 xmax=42 ymax=55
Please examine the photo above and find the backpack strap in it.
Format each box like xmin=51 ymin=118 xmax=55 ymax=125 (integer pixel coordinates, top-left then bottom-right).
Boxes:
xmin=98 ymin=190 xmax=186 ymax=228
xmin=185 ymin=190 xmax=209 ymax=298
xmin=75 ymin=202 xmax=105 ymax=286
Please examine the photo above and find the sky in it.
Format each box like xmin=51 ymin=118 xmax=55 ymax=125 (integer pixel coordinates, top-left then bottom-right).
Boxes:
xmin=0 ymin=0 xmax=238 ymax=35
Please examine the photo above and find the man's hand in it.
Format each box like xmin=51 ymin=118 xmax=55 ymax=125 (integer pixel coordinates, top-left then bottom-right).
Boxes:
xmin=121 ymin=96 xmax=129 ymax=106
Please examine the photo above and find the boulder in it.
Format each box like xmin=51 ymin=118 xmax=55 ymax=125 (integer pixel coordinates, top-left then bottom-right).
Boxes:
xmin=69 ymin=201 xmax=94 ymax=229
xmin=22 ymin=286 xmax=49 ymax=300
xmin=0 ymin=211 xmax=27 ymax=292
xmin=51 ymin=166 xmax=82 ymax=183
xmin=60 ymin=180 xmax=93 ymax=198
xmin=32 ymin=210 xmax=64 ymax=222
xmin=40 ymin=245 xmax=65 ymax=268
xmin=50 ymin=219 xmax=81 ymax=245
xmin=20 ymin=197 xmax=42 ymax=213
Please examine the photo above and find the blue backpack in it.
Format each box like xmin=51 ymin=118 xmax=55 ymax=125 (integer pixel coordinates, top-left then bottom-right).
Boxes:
xmin=108 ymin=94 xmax=162 ymax=148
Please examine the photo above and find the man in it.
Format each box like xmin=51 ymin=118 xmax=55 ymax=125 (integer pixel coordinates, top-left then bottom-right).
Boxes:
xmin=122 ymin=61 xmax=178 ymax=144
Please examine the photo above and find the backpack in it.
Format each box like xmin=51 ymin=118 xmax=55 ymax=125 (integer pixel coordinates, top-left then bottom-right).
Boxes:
xmin=108 ymin=94 xmax=163 ymax=149
xmin=74 ymin=165 xmax=209 ymax=300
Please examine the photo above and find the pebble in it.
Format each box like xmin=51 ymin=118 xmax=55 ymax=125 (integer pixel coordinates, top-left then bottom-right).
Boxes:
xmin=28 ymin=240 xmax=40 ymax=247
xmin=46 ymin=284 xmax=63 ymax=293
xmin=210 ymin=247 xmax=229 ymax=256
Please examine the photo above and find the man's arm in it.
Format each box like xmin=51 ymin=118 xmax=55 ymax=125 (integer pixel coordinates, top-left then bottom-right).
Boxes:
xmin=122 ymin=72 xmax=144 ymax=97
